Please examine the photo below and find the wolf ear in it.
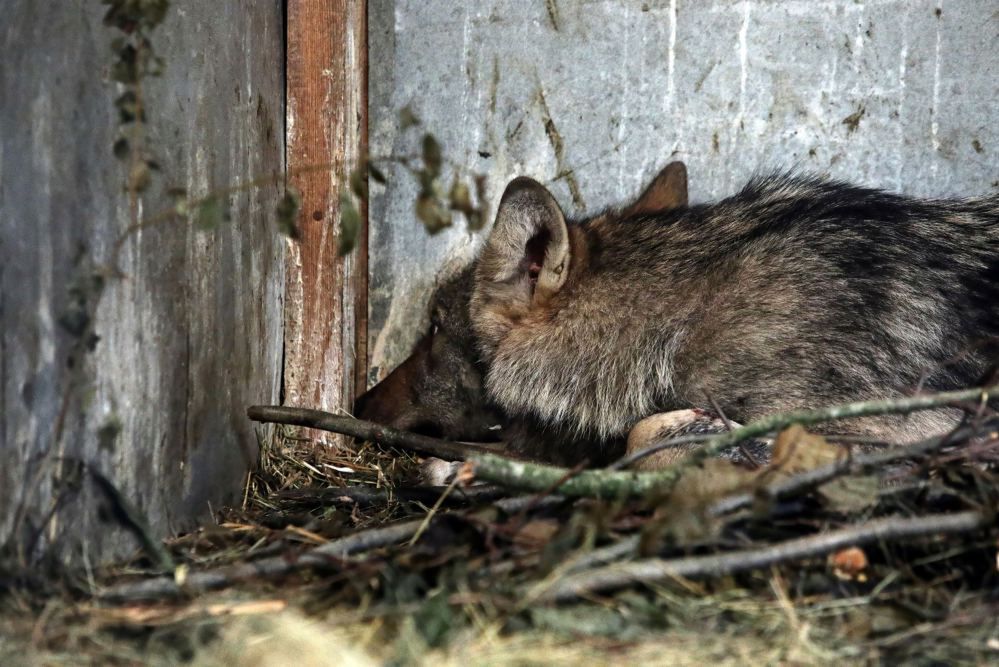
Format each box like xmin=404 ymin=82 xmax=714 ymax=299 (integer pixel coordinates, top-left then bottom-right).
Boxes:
xmin=479 ymin=177 xmax=570 ymax=304
xmin=624 ymin=161 xmax=688 ymax=215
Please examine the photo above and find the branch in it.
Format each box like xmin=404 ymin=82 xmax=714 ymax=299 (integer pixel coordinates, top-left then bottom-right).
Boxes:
xmin=536 ymin=510 xmax=992 ymax=602
xmin=471 ymin=385 xmax=999 ymax=498
xmin=246 ymin=405 xmax=508 ymax=461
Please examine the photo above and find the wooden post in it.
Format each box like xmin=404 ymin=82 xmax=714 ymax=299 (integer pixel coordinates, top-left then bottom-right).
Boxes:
xmin=284 ymin=0 xmax=368 ymax=444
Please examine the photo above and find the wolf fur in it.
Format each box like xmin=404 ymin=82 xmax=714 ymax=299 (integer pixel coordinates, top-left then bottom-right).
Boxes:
xmin=470 ymin=172 xmax=999 ymax=462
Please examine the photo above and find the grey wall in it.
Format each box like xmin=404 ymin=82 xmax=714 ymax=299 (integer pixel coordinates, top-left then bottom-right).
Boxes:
xmin=1 ymin=2 xmax=285 ymax=563
xmin=367 ymin=0 xmax=998 ymax=382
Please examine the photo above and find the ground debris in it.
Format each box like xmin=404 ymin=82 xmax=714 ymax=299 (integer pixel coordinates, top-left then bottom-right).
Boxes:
xmin=3 ymin=414 xmax=999 ymax=665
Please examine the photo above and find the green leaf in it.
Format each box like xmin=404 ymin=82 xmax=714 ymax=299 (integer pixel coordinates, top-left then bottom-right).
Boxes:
xmin=367 ymin=161 xmax=387 ymax=184
xmin=113 ymin=137 xmax=130 ymax=159
xmin=140 ymin=0 xmax=170 ymax=29
xmin=115 ymin=91 xmax=138 ymax=123
xmin=421 ymin=133 xmax=442 ymax=176
xmin=349 ymin=165 xmax=368 ymax=201
xmin=111 ymin=44 xmax=139 ymax=83
xmin=97 ymin=416 xmax=123 ymax=453
xmin=194 ymin=197 xmax=228 ymax=231
xmin=399 ymin=105 xmax=420 ymax=130
xmin=338 ymin=193 xmax=361 ymax=256
xmin=275 ymin=189 xmax=300 ymax=239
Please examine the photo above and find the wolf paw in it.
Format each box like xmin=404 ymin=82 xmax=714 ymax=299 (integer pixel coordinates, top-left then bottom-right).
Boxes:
xmin=419 ymin=457 xmax=465 ymax=487
xmin=625 ymin=409 xmax=770 ymax=470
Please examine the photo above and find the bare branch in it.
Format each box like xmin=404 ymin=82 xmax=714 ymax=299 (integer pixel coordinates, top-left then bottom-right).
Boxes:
xmin=536 ymin=510 xmax=992 ymax=602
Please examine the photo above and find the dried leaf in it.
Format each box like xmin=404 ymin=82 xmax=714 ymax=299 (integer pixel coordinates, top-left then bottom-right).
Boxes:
xmin=415 ymin=194 xmax=451 ymax=234
xmin=820 ymin=474 xmax=880 ymax=513
xmin=128 ymin=160 xmax=151 ymax=193
xmin=448 ymin=179 xmax=473 ymax=214
xmin=769 ymin=424 xmax=844 ymax=475
xmin=642 ymin=458 xmax=757 ymax=546
xmin=512 ymin=519 xmax=560 ymax=550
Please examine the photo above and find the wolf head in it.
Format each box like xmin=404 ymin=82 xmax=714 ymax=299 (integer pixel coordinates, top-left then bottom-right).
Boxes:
xmin=354 ymin=162 xmax=688 ymax=448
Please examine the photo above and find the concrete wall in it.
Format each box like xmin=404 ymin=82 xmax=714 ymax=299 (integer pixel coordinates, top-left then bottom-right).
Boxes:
xmin=1 ymin=1 xmax=285 ymax=563
xmin=366 ymin=0 xmax=998 ymax=383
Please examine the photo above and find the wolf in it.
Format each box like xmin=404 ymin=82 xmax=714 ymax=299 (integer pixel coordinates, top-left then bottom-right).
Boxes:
xmin=360 ymin=164 xmax=999 ymax=468
xmin=355 ymin=162 xmax=690 ymax=465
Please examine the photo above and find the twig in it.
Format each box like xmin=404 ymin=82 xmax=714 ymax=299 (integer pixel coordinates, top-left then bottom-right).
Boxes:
xmin=472 ymin=385 xmax=999 ymax=499
xmin=107 ymin=162 xmax=336 ymax=270
xmin=536 ymin=510 xmax=993 ymax=602
xmin=704 ymin=390 xmax=761 ymax=468
xmin=97 ymin=494 xmax=552 ymax=603
xmin=98 ymin=518 xmax=425 ymax=602
xmin=246 ymin=405 xmax=509 ymax=461
xmin=89 ymin=467 xmax=175 ymax=572
xmin=408 ymin=476 xmax=461 ymax=546
xmin=274 ymin=484 xmax=507 ymax=508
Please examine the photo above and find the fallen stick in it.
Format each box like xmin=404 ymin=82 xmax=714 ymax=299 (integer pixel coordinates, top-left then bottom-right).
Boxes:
xmin=536 ymin=510 xmax=993 ymax=602
xmin=471 ymin=385 xmax=999 ymax=498
xmin=246 ymin=405 xmax=508 ymax=461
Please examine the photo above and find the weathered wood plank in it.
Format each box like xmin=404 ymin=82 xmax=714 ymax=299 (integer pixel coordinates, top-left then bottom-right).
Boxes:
xmin=284 ymin=0 xmax=367 ymax=444
xmin=0 ymin=2 xmax=285 ymax=564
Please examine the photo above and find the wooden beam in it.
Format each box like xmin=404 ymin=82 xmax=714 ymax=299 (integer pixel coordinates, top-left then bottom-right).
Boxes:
xmin=284 ymin=0 xmax=367 ymax=444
